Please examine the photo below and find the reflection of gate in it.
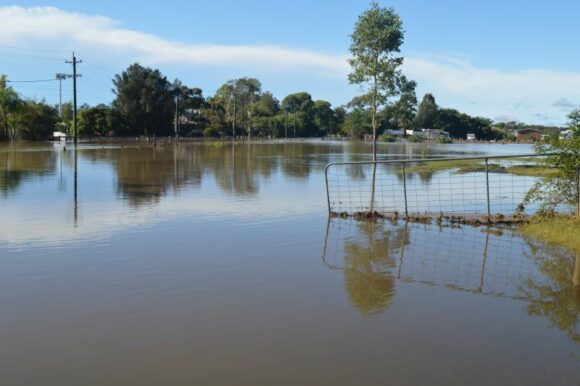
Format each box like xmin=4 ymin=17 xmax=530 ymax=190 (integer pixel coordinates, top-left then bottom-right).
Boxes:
xmin=321 ymin=219 xmax=560 ymax=300
xmin=324 ymin=154 xmax=579 ymax=221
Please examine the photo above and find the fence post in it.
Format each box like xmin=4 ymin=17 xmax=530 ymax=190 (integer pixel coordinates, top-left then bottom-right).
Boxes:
xmin=402 ymin=162 xmax=408 ymax=216
xmin=485 ymin=158 xmax=491 ymax=220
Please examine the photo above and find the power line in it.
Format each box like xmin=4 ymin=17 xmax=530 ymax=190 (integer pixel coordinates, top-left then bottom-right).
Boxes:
xmin=0 ymin=50 xmax=65 ymax=61
xmin=0 ymin=44 xmax=70 ymax=54
xmin=7 ymin=78 xmax=58 ymax=83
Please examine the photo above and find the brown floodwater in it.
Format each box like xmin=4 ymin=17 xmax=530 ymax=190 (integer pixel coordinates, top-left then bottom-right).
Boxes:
xmin=0 ymin=140 xmax=578 ymax=385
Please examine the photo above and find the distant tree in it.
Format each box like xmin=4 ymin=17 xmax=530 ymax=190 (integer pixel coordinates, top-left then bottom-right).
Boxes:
xmin=17 ymin=101 xmax=58 ymax=140
xmin=112 ymin=63 xmax=174 ymax=136
xmin=0 ymin=75 xmax=22 ymax=140
xmin=253 ymin=91 xmax=281 ymax=137
xmin=388 ymin=78 xmax=417 ymax=133
xmin=415 ymin=93 xmax=438 ymax=129
xmin=313 ymin=100 xmax=333 ymax=136
xmin=348 ymin=2 xmax=409 ymax=159
xmin=201 ymin=97 xmax=228 ymax=137
xmin=333 ymin=107 xmax=347 ymax=136
xmin=567 ymin=108 xmax=580 ymax=136
xmin=342 ymin=107 xmax=371 ymax=138
xmin=281 ymin=92 xmax=315 ymax=137
xmin=78 ymin=104 xmax=112 ymax=137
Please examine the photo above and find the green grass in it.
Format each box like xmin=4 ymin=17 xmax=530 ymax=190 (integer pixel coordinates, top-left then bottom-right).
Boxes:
xmin=519 ymin=214 xmax=580 ymax=254
xmin=403 ymin=159 xmax=559 ymax=177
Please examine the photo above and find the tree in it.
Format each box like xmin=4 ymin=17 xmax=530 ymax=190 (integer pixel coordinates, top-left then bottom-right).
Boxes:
xmin=17 ymin=101 xmax=58 ymax=140
xmin=522 ymin=136 xmax=580 ymax=213
xmin=313 ymin=100 xmax=333 ymax=137
xmin=388 ymin=78 xmax=417 ymax=133
xmin=281 ymin=92 xmax=315 ymax=137
xmin=112 ymin=63 xmax=174 ymax=136
xmin=342 ymin=107 xmax=371 ymax=138
xmin=0 ymin=75 xmax=22 ymax=141
xmin=348 ymin=2 xmax=408 ymax=159
xmin=78 ymin=104 xmax=112 ymax=137
xmin=415 ymin=93 xmax=438 ymax=130
xmin=567 ymin=108 xmax=580 ymax=137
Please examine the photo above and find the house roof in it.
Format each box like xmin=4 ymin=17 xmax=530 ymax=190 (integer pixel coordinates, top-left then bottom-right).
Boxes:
xmin=517 ymin=128 xmax=542 ymax=134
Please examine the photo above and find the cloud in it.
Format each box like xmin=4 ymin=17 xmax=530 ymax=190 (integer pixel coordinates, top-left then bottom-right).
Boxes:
xmin=0 ymin=6 xmax=349 ymax=76
xmin=1 ymin=6 xmax=580 ymax=124
xmin=552 ymin=98 xmax=577 ymax=111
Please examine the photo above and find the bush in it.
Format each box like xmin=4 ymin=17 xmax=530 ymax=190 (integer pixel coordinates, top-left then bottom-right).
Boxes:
xmin=435 ymin=136 xmax=453 ymax=144
xmin=379 ymin=133 xmax=397 ymax=142
xmin=203 ymin=126 xmax=220 ymax=138
xmin=407 ymin=135 xmax=425 ymax=143
xmin=521 ymin=137 xmax=579 ymax=213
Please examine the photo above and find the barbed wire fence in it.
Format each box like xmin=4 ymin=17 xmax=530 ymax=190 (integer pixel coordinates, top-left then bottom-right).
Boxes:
xmin=325 ymin=154 xmax=579 ymax=223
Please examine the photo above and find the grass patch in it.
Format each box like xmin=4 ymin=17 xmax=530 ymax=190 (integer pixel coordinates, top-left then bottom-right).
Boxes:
xmin=505 ymin=165 xmax=560 ymax=177
xmin=519 ymin=214 xmax=580 ymax=254
xmin=403 ymin=159 xmax=559 ymax=177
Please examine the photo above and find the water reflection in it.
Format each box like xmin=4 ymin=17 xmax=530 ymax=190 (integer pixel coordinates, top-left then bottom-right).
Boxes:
xmin=0 ymin=140 xmax=531 ymax=203
xmin=0 ymin=145 xmax=56 ymax=195
xmin=323 ymin=219 xmax=408 ymax=315
xmin=322 ymin=219 xmax=579 ymax=342
xmin=520 ymin=239 xmax=580 ymax=343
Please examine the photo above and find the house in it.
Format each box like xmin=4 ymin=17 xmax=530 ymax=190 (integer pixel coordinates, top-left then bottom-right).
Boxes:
xmin=422 ymin=129 xmax=449 ymax=140
xmin=466 ymin=133 xmax=476 ymax=141
xmin=385 ymin=129 xmax=404 ymax=136
xmin=560 ymin=130 xmax=574 ymax=139
xmin=52 ymin=131 xmax=68 ymax=141
xmin=515 ymin=128 xmax=542 ymax=143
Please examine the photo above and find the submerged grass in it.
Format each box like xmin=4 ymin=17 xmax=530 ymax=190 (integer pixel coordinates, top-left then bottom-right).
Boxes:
xmin=519 ymin=214 xmax=580 ymax=254
xmin=402 ymin=159 xmax=559 ymax=177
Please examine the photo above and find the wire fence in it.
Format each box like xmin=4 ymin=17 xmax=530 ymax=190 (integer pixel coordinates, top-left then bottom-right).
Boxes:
xmin=325 ymin=154 xmax=579 ymax=222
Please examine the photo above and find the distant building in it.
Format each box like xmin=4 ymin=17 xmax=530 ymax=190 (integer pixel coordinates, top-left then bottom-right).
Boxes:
xmin=385 ymin=129 xmax=404 ymax=136
xmin=422 ymin=129 xmax=449 ymax=140
xmin=466 ymin=133 xmax=476 ymax=141
xmin=52 ymin=131 xmax=68 ymax=141
xmin=515 ymin=128 xmax=542 ymax=143
xmin=560 ymin=130 xmax=574 ymax=139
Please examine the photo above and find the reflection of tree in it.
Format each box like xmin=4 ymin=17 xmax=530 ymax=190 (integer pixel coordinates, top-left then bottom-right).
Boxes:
xmin=0 ymin=147 xmax=56 ymax=195
xmin=520 ymin=239 xmax=580 ymax=343
xmin=341 ymin=221 xmax=408 ymax=316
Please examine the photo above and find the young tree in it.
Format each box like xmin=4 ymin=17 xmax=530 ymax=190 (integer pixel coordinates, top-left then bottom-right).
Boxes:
xmin=348 ymin=2 xmax=408 ymax=159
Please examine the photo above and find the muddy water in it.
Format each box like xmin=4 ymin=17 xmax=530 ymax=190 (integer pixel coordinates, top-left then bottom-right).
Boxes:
xmin=0 ymin=140 xmax=578 ymax=385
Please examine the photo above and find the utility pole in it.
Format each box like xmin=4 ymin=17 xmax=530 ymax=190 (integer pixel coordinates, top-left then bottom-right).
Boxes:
xmin=329 ymin=112 xmax=332 ymax=137
xmin=65 ymin=53 xmax=81 ymax=145
xmin=285 ymin=110 xmax=288 ymax=139
xmin=55 ymin=73 xmax=71 ymax=118
xmin=293 ymin=101 xmax=296 ymax=138
xmin=174 ymin=96 xmax=179 ymax=139
xmin=232 ymin=84 xmax=237 ymax=140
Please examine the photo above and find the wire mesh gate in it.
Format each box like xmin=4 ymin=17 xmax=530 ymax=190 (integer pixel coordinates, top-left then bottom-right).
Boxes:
xmin=324 ymin=154 xmax=579 ymax=221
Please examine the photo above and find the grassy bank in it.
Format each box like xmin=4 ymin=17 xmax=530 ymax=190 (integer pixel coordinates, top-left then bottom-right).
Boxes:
xmin=519 ymin=214 xmax=580 ymax=254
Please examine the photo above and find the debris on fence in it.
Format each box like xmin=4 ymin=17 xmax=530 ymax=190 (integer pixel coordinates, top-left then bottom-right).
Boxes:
xmin=330 ymin=211 xmax=528 ymax=225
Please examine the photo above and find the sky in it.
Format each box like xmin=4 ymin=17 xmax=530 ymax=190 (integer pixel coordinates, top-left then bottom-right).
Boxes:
xmin=1 ymin=0 xmax=580 ymax=126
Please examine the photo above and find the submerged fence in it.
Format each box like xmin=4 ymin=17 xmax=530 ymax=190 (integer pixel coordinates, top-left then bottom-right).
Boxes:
xmin=324 ymin=154 xmax=579 ymax=222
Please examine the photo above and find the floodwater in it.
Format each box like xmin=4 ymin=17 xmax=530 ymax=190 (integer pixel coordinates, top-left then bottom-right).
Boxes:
xmin=0 ymin=140 xmax=578 ymax=386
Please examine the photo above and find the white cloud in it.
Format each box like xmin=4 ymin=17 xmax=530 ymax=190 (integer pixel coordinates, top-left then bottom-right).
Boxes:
xmin=0 ymin=6 xmax=349 ymax=75
xmin=1 ymin=6 xmax=579 ymax=124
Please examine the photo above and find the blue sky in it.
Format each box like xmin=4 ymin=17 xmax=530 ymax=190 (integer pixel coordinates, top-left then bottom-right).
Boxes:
xmin=1 ymin=0 xmax=580 ymax=125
